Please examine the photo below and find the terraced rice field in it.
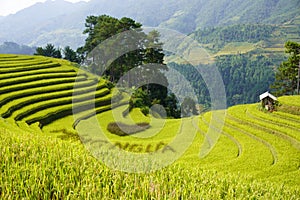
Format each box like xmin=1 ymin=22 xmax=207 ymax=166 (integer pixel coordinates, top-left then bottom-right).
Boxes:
xmin=0 ymin=54 xmax=115 ymax=135
xmin=0 ymin=54 xmax=299 ymax=198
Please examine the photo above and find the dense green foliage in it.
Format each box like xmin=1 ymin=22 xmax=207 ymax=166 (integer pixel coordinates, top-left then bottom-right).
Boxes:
xmin=167 ymin=62 xmax=211 ymax=108
xmin=35 ymin=44 xmax=81 ymax=63
xmin=79 ymin=15 xmax=180 ymax=118
xmin=168 ymin=52 xmax=281 ymax=107
xmin=63 ymin=46 xmax=81 ymax=64
xmin=272 ymin=41 xmax=300 ymax=95
xmin=194 ymin=24 xmax=278 ymax=52
xmin=181 ymin=97 xmax=198 ymax=117
xmin=35 ymin=43 xmax=62 ymax=58
xmin=216 ymin=54 xmax=276 ymax=106
xmin=79 ymin=15 xmax=164 ymax=82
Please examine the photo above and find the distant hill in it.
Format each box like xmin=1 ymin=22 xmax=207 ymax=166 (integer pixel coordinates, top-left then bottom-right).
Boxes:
xmin=0 ymin=42 xmax=36 ymax=55
xmin=0 ymin=0 xmax=299 ymax=48
xmin=166 ymin=20 xmax=300 ymax=107
xmin=0 ymin=0 xmax=87 ymax=48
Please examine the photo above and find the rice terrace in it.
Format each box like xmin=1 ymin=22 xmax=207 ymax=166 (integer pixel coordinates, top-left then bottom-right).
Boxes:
xmin=1 ymin=0 xmax=300 ymax=198
xmin=0 ymin=53 xmax=299 ymax=199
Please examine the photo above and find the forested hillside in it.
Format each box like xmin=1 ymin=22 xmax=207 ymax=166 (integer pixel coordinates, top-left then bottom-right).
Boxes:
xmin=0 ymin=0 xmax=299 ymax=47
xmin=166 ymin=20 xmax=300 ymax=107
xmin=168 ymin=52 xmax=283 ymax=107
xmin=192 ymin=21 xmax=300 ymax=54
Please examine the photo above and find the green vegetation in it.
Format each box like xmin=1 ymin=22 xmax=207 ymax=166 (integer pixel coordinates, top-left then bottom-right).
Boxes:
xmin=34 ymin=44 xmax=82 ymax=64
xmin=190 ymin=22 xmax=300 ymax=58
xmin=2 ymin=124 xmax=299 ymax=199
xmin=107 ymin=122 xmax=150 ymax=136
xmin=194 ymin=24 xmax=278 ymax=53
xmin=159 ymin=0 xmax=300 ymax=33
xmin=169 ymin=22 xmax=300 ymax=108
xmin=0 ymin=54 xmax=300 ymax=198
xmin=79 ymin=15 xmax=180 ymax=118
xmin=35 ymin=44 xmax=62 ymax=59
xmin=168 ymin=52 xmax=279 ymax=107
xmin=272 ymin=41 xmax=300 ymax=96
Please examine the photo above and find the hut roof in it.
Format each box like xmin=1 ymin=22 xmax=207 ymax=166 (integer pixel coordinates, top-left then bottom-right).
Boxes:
xmin=259 ymin=91 xmax=277 ymax=101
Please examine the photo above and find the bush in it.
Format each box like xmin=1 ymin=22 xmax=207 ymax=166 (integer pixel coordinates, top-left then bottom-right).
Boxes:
xmin=140 ymin=106 xmax=149 ymax=116
xmin=107 ymin=122 xmax=150 ymax=136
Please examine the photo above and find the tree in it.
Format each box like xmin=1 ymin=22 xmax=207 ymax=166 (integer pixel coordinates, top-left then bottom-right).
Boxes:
xmin=81 ymin=15 xmax=142 ymax=56
xmin=272 ymin=41 xmax=300 ymax=96
xmin=165 ymin=93 xmax=181 ymax=118
xmin=79 ymin=15 xmax=143 ymax=82
xmin=181 ymin=97 xmax=198 ymax=117
xmin=63 ymin=46 xmax=80 ymax=63
xmin=34 ymin=44 xmax=62 ymax=58
xmin=79 ymin=15 xmax=180 ymax=118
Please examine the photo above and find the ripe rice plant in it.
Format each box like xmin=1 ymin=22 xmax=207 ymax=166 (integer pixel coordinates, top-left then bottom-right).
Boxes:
xmin=0 ymin=59 xmax=52 ymax=68
xmin=1 ymin=121 xmax=299 ymax=199
xmin=0 ymin=79 xmax=97 ymax=108
xmin=0 ymin=62 xmax=61 ymax=74
xmin=0 ymin=54 xmax=299 ymax=198
xmin=279 ymin=96 xmax=300 ymax=107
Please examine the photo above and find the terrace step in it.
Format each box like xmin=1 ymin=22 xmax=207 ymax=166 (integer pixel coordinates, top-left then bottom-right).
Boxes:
xmin=0 ymin=54 xmax=118 ymax=131
xmin=0 ymin=79 xmax=98 ymax=108
xmin=0 ymin=74 xmax=88 ymax=95
xmin=25 ymin=94 xmax=113 ymax=128
xmin=0 ymin=72 xmax=79 ymax=87
xmin=13 ymin=87 xmax=111 ymax=121
xmin=0 ymin=62 xmax=62 ymax=74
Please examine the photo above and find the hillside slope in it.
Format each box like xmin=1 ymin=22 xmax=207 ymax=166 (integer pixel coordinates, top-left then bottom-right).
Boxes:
xmin=0 ymin=54 xmax=299 ymax=198
xmin=0 ymin=54 xmax=119 ymax=136
xmin=0 ymin=0 xmax=299 ymax=47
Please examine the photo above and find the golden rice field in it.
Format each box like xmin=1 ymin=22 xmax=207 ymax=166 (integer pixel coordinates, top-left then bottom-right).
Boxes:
xmin=0 ymin=54 xmax=299 ymax=199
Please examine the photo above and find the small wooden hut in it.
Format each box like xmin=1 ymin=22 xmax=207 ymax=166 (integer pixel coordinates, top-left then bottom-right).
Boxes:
xmin=259 ymin=91 xmax=278 ymax=111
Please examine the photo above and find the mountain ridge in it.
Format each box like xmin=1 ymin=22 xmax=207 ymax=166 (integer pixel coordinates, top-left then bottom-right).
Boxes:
xmin=0 ymin=0 xmax=299 ymax=48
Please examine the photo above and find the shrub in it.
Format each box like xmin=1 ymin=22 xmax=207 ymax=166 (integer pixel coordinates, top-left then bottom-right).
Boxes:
xmin=140 ymin=106 xmax=149 ymax=116
xmin=107 ymin=122 xmax=150 ymax=136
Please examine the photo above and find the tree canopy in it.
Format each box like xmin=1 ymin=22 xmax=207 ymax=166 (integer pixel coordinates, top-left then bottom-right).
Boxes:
xmin=63 ymin=46 xmax=80 ymax=63
xmin=271 ymin=41 xmax=300 ymax=96
xmin=79 ymin=15 xmax=180 ymax=118
xmin=35 ymin=44 xmax=81 ymax=63
xmin=34 ymin=44 xmax=62 ymax=58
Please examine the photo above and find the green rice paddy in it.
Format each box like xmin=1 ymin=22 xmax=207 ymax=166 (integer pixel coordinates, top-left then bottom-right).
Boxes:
xmin=0 ymin=54 xmax=299 ymax=199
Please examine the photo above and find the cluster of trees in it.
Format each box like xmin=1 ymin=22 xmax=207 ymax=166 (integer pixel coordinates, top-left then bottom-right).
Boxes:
xmin=77 ymin=15 xmax=182 ymax=118
xmin=272 ymin=41 xmax=300 ymax=96
xmin=36 ymin=15 xmax=180 ymax=118
xmin=34 ymin=14 xmax=299 ymax=116
xmin=35 ymin=44 xmax=81 ymax=63
xmin=34 ymin=15 xmax=182 ymax=118
xmin=169 ymin=52 xmax=282 ymax=107
xmin=216 ymin=53 xmax=277 ymax=106
xmin=194 ymin=24 xmax=278 ymax=52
